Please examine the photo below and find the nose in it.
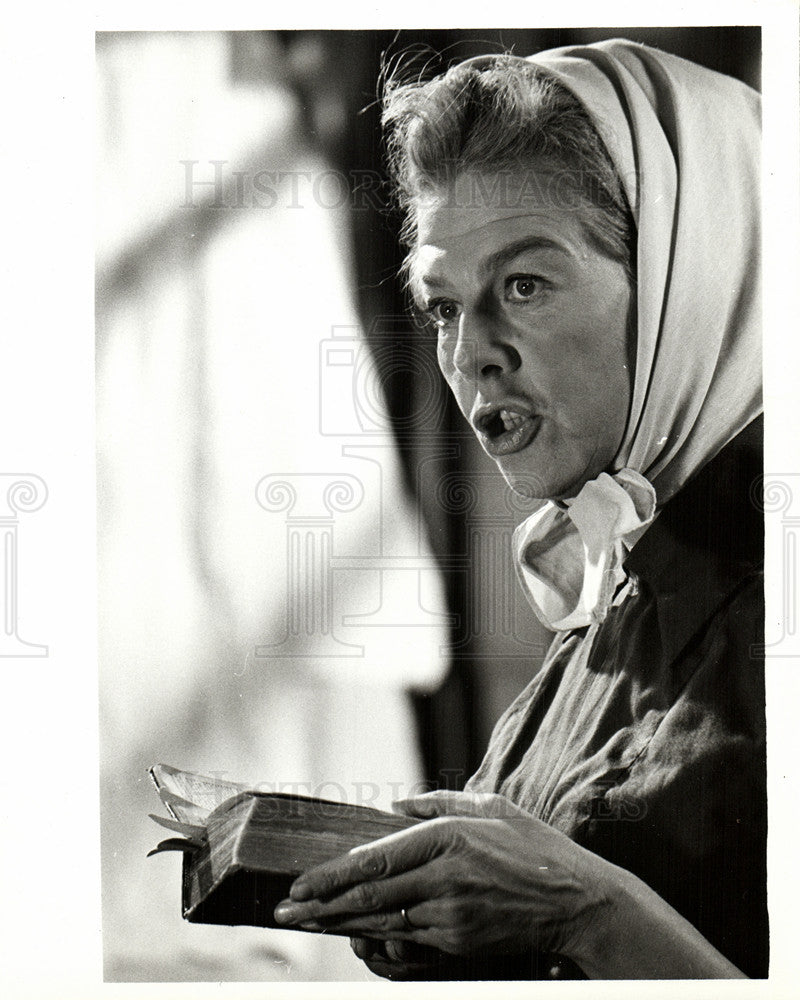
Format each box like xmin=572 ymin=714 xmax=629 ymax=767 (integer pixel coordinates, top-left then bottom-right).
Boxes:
xmin=451 ymin=310 xmax=520 ymax=380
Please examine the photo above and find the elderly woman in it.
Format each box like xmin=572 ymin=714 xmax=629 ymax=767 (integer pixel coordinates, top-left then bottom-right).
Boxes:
xmin=273 ymin=39 xmax=765 ymax=979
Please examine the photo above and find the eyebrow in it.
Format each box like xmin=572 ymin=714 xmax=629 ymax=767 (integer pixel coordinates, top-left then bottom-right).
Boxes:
xmin=414 ymin=236 xmax=570 ymax=297
xmin=481 ymin=236 xmax=570 ymax=276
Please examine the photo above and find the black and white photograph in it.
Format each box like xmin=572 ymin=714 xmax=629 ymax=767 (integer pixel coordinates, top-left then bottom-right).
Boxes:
xmin=2 ymin=4 xmax=799 ymax=997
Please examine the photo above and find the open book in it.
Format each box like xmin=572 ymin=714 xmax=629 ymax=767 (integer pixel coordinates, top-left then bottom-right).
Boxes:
xmin=148 ymin=764 xmax=418 ymax=931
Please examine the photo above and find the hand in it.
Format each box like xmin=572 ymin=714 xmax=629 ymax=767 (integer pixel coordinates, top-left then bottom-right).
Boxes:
xmin=349 ymin=937 xmax=454 ymax=981
xmin=273 ymin=790 xmax=613 ymax=962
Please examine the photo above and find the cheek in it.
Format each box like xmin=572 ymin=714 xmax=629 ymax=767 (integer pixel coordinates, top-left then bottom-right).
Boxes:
xmin=436 ymin=338 xmax=451 ymax=375
xmin=436 ymin=340 xmax=460 ymax=392
xmin=557 ymin=303 xmax=632 ymax=439
xmin=588 ymin=344 xmax=633 ymax=448
xmin=437 ymin=356 xmax=472 ymax=416
xmin=593 ymin=370 xmax=630 ymax=426
xmin=606 ymin=306 xmax=634 ymax=418
xmin=589 ymin=288 xmax=634 ymax=409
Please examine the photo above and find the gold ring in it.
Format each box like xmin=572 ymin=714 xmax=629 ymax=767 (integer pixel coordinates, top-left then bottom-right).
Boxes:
xmin=400 ymin=907 xmax=415 ymax=931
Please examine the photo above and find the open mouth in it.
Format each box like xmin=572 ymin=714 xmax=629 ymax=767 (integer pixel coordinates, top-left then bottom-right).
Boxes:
xmin=475 ymin=407 xmax=540 ymax=457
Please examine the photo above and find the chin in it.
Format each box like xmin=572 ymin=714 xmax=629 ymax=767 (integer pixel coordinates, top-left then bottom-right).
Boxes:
xmin=497 ymin=464 xmax=556 ymax=502
xmin=497 ymin=459 xmax=592 ymax=505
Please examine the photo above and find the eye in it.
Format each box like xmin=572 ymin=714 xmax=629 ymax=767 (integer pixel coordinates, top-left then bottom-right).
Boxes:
xmin=505 ymin=275 xmax=543 ymax=302
xmin=425 ymin=299 xmax=462 ymax=329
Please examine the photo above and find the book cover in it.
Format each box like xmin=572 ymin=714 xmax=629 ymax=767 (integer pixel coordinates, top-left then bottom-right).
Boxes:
xmin=148 ymin=764 xmax=418 ymax=931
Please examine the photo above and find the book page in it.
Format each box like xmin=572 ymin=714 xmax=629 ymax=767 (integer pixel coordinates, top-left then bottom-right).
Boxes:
xmin=149 ymin=764 xmax=250 ymax=823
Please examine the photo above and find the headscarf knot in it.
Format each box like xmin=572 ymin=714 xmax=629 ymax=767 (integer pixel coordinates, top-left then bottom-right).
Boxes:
xmin=514 ymin=469 xmax=656 ymax=630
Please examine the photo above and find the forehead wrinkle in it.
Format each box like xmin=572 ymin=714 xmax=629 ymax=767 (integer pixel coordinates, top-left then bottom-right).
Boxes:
xmin=406 ymin=246 xmax=449 ymax=307
xmin=416 ymin=208 xmax=576 ymax=245
xmin=480 ymin=236 xmax=571 ymax=277
xmin=409 ymin=233 xmax=571 ymax=307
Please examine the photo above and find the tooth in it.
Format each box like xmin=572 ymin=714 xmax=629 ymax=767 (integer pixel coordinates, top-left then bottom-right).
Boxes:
xmin=500 ymin=408 xmax=523 ymax=431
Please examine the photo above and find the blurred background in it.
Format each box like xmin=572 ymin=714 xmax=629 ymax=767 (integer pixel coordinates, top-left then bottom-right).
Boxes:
xmin=95 ymin=27 xmax=760 ymax=982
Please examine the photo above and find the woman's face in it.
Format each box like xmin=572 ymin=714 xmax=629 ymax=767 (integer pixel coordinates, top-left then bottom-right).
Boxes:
xmin=411 ymin=169 xmax=634 ymax=501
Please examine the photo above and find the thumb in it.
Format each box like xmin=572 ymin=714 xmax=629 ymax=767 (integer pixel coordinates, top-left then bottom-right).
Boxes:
xmin=393 ymin=789 xmax=523 ymax=819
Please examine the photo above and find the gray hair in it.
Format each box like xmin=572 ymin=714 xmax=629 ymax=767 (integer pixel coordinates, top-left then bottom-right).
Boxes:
xmin=381 ymin=54 xmax=636 ymax=286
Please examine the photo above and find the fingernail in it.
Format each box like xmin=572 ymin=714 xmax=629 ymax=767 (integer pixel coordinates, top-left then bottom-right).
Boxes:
xmin=274 ymin=903 xmax=298 ymax=923
xmin=290 ymin=882 xmax=312 ymax=901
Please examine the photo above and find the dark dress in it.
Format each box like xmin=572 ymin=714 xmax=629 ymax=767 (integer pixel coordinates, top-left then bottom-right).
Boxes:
xmin=438 ymin=416 xmax=767 ymax=980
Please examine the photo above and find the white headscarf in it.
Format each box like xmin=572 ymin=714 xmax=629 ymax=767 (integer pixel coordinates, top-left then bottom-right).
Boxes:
xmin=511 ymin=40 xmax=762 ymax=630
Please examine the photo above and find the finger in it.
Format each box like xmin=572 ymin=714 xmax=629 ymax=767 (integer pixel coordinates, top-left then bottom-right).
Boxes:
xmin=289 ymin=823 xmax=443 ymax=902
xmin=277 ymin=867 xmax=430 ymax=925
xmin=350 ymin=936 xmax=433 ymax=967
xmin=364 ymin=957 xmax=416 ymax=981
xmin=394 ymin=789 xmax=525 ymax=820
xmin=298 ymin=900 xmax=436 ymax=939
xmin=351 ymin=937 xmax=418 ymax=965
xmin=299 ymin=909 xmax=414 ymax=938
xmin=351 ymin=936 xmax=368 ymax=961
xmin=356 ymin=938 xmax=442 ymax=966
xmin=363 ymin=953 xmax=443 ymax=981
xmin=352 ymin=936 xmax=401 ymax=964
xmin=385 ymin=940 xmax=428 ymax=963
